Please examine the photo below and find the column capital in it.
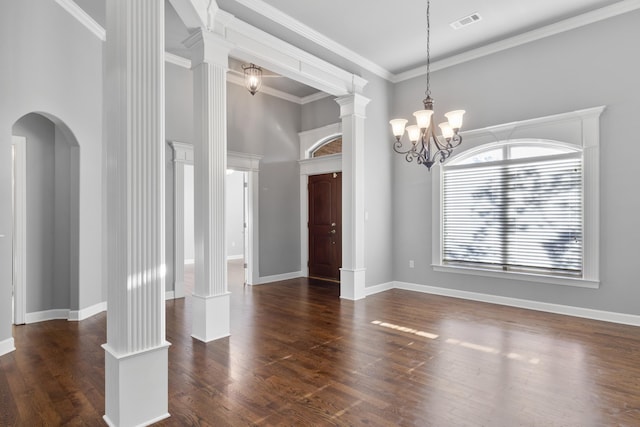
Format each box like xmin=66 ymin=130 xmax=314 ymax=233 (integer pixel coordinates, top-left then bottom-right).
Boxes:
xmin=336 ymin=93 xmax=371 ymax=118
xmin=184 ymin=28 xmax=234 ymax=68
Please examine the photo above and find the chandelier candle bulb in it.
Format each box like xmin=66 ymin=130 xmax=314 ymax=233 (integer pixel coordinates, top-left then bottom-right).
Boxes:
xmin=438 ymin=122 xmax=454 ymax=140
xmin=413 ymin=110 xmax=434 ymax=129
xmin=390 ymin=119 xmax=408 ymax=139
xmin=406 ymin=125 xmax=421 ymax=143
xmin=445 ymin=110 xmax=465 ymax=130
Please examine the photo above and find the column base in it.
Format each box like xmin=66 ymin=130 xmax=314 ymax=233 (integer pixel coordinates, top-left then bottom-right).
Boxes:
xmin=191 ymin=292 xmax=231 ymax=342
xmin=340 ymin=268 xmax=366 ymax=300
xmin=174 ymin=280 xmax=185 ymax=299
xmin=103 ymin=342 xmax=171 ymax=427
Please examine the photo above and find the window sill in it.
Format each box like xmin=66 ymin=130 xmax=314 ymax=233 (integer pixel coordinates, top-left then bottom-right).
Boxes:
xmin=432 ymin=264 xmax=600 ymax=289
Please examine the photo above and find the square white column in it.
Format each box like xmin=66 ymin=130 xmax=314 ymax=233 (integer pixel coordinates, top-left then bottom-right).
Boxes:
xmin=336 ymin=94 xmax=370 ymax=300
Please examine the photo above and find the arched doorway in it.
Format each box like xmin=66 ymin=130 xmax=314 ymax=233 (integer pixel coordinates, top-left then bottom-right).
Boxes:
xmin=11 ymin=113 xmax=80 ymax=324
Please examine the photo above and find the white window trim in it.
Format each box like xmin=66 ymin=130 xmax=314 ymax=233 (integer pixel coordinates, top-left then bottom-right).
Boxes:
xmin=432 ymin=106 xmax=605 ymax=288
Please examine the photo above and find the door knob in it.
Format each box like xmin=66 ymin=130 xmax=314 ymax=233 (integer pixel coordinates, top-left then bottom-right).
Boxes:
xmin=329 ymin=229 xmax=336 ymax=235
xmin=331 ymin=222 xmax=336 ymax=227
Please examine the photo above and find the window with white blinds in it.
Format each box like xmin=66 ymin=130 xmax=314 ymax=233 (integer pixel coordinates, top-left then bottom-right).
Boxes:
xmin=442 ymin=143 xmax=583 ymax=277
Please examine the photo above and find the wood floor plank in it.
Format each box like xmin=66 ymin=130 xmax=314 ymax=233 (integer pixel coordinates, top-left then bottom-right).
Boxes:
xmin=2 ymin=260 xmax=640 ymax=425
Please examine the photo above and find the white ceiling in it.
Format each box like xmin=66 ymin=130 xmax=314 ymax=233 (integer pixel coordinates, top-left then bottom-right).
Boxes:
xmin=216 ymin=0 xmax=624 ymax=75
xmin=72 ymin=0 xmax=629 ymax=95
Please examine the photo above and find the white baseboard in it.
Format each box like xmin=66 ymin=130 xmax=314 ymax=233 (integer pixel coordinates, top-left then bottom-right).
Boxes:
xmin=69 ymin=301 xmax=107 ymax=321
xmin=390 ymin=281 xmax=640 ymax=327
xmin=0 ymin=337 xmax=15 ymax=357
xmin=165 ymin=291 xmax=175 ymax=300
xmin=227 ymin=254 xmax=244 ymax=261
xmin=364 ymin=281 xmax=395 ymax=296
xmin=25 ymin=309 xmax=70 ymax=324
xmin=256 ymin=270 xmax=303 ymax=285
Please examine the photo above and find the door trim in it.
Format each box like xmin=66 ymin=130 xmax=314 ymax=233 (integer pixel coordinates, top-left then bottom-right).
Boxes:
xmin=298 ymin=154 xmax=341 ymax=278
xmin=12 ymin=136 xmax=26 ymax=325
xmin=170 ymin=142 xmax=262 ymax=296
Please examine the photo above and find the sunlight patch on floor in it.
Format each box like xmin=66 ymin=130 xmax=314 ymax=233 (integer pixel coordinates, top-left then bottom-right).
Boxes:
xmin=372 ymin=320 xmax=541 ymax=365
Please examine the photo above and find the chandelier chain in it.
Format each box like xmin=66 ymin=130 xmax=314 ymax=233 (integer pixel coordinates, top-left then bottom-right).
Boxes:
xmin=425 ymin=0 xmax=431 ymax=100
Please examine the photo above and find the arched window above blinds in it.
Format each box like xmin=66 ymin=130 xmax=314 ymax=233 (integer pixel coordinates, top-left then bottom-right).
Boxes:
xmin=442 ymin=139 xmax=583 ymax=277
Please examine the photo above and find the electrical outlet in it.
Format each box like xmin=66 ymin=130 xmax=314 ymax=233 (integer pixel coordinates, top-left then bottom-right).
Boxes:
xmin=409 ymin=260 xmax=415 ymax=268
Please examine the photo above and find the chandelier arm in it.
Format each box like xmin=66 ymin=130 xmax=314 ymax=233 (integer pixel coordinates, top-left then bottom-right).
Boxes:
xmin=449 ymin=134 xmax=463 ymax=148
xmin=393 ymin=139 xmax=417 ymax=155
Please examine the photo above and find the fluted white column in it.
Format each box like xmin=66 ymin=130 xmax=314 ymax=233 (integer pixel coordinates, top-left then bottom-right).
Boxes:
xmin=337 ymin=94 xmax=370 ymax=300
xmin=103 ymin=1 xmax=170 ymax=425
xmin=185 ymin=30 xmax=233 ymax=342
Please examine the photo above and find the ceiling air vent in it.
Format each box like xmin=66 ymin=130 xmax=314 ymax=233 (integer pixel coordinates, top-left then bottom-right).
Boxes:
xmin=450 ymin=12 xmax=482 ymax=30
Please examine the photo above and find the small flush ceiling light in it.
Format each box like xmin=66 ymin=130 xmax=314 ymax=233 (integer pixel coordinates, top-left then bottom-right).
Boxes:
xmin=389 ymin=0 xmax=466 ymax=170
xmin=242 ymin=63 xmax=262 ymax=96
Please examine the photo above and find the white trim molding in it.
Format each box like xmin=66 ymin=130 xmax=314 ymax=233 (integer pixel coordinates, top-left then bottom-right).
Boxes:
xmin=432 ymin=106 xmax=604 ymax=288
xmin=165 ymin=52 xmax=192 ymax=69
xmin=298 ymin=122 xmax=341 ymax=160
xmin=0 ymin=338 xmax=15 ymax=357
xmin=382 ymin=281 xmax=640 ymax=327
xmin=11 ymin=136 xmax=27 ymax=325
xmin=54 ymin=0 xmax=106 ymax=41
xmin=55 ymin=0 xmax=640 ymax=84
xmin=298 ymin=123 xmax=343 ymax=279
xmin=25 ymin=309 xmax=70 ymax=324
xmin=229 ymin=0 xmax=393 ymax=81
xmin=394 ymin=0 xmax=640 ymax=82
xmin=256 ymin=270 xmax=303 ymax=285
xmin=69 ymin=301 xmax=107 ymax=321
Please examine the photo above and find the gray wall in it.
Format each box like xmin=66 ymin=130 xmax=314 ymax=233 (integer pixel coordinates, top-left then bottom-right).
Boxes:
xmin=300 ymin=76 xmax=395 ymax=288
xmin=301 ymin=96 xmax=340 ymax=132
xmin=392 ymin=10 xmax=640 ymax=315
xmin=164 ymin=66 xmax=304 ymax=279
xmin=360 ymin=71 xmax=395 ymax=287
xmin=0 ymin=0 xmax=102 ymax=339
xmin=227 ymin=83 xmax=302 ymax=277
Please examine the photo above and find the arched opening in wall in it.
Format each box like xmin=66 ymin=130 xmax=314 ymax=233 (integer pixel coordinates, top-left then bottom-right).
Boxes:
xmin=11 ymin=113 xmax=80 ymax=324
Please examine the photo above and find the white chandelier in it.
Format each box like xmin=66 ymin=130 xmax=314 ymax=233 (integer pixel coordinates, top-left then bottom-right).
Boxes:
xmin=389 ymin=0 xmax=465 ymax=170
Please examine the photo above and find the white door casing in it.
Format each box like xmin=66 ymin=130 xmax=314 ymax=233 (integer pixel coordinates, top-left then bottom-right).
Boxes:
xmin=11 ymin=136 xmax=26 ymax=325
xmin=171 ymin=142 xmax=261 ymax=294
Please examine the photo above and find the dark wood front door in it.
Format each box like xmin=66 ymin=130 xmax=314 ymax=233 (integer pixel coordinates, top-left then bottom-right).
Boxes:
xmin=308 ymin=172 xmax=342 ymax=281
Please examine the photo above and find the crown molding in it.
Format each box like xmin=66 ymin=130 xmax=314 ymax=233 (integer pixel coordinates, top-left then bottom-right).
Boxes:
xmin=300 ymin=91 xmax=331 ymax=105
xmin=231 ymin=0 xmax=394 ymax=81
xmin=165 ymin=52 xmax=192 ymax=69
xmin=55 ymin=0 xmax=640 ymax=85
xmin=393 ymin=0 xmax=640 ymax=83
xmin=54 ymin=0 xmax=106 ymax=41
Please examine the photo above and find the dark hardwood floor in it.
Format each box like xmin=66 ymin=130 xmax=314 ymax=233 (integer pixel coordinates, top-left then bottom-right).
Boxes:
xmin=2 ymin=261 xmax=640 ymax=425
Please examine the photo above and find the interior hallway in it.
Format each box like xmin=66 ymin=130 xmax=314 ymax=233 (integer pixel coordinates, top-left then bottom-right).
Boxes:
xmin=1 ymin=261 xmax=640 ymax=425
